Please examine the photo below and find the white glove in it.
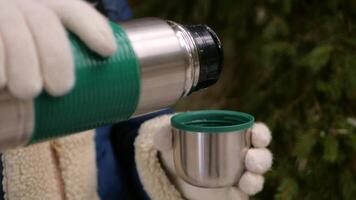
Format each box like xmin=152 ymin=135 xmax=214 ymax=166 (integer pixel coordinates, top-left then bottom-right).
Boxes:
xmin=0 ymin=0 xmax=117 ymax=99
xmin=135 ymin=114 xmax=273 ymax=200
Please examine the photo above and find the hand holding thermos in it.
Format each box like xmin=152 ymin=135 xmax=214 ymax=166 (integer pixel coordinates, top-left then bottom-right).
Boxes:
xmin=135 ymin=112 xmax=273 ymax=200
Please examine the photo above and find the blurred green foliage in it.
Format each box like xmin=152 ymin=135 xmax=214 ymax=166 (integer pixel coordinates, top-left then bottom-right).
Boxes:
xmin=130 ymin=0 xmax=356 ymax=199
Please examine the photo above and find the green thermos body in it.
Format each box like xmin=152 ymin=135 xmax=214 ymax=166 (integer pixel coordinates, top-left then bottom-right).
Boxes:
xmin=0 ymin=18 xmax=223 ymax=151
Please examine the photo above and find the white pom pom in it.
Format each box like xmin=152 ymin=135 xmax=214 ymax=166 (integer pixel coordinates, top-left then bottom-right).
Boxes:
xmin=245 ymin=148 xmax=273 ymax=174
xmin=251 ymin=122 xmax=272 ymax=148
xmin=238 ymin=172 xmax=264 ymax=195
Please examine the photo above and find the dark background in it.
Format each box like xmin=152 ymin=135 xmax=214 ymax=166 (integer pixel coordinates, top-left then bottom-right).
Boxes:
xmin=130 ymin=0 xmax=356 ymax=199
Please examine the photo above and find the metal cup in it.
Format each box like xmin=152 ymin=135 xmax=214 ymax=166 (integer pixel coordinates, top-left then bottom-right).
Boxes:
xmin=171 ymin=110 xmax=254 ymax=188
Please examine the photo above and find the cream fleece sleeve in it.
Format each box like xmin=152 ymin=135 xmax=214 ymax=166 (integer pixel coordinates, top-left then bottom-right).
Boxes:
xmin=2 ymin=130 xmax=98 ymax=200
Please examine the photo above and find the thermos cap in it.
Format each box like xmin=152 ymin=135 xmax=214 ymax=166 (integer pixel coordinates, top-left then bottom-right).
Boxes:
xmin=183 ymin=25 xmax=223 ymax=92
xmin=171 ymin=110 xmax=254 ymax=133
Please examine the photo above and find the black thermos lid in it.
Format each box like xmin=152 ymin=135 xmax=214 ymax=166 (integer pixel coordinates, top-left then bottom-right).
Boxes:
xmin=183 ymin=24 xmax=223 ymax=92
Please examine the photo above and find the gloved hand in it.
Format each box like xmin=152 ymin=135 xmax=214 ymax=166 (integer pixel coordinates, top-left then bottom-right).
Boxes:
xmin=0 ymin=0 xmax=117 ymax=99
xmin=135 ymin=114 xmax=273 ymax=200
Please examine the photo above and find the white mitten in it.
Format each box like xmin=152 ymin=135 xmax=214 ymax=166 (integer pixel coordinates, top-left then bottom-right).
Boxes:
xmin=0 ymin=0 xmax=117 ymax=99
xmin=135 ymin=114 xmax=273 ymax=200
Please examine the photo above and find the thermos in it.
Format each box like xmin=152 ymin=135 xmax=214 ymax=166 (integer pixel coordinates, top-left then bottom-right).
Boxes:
xmin=0 ymin=18 xmax=223 ymax=151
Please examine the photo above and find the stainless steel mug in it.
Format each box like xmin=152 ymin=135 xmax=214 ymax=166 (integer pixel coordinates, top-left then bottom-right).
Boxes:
xmin=171 ymin=110 xmax=254 ymax=188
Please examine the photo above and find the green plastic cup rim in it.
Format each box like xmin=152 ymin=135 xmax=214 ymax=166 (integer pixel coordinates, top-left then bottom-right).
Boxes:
xmin=171 ymin=110 xmax=255 ymax=133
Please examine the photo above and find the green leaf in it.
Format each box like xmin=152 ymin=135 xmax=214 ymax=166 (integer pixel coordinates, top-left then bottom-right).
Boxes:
xmin=323 ymin=134 xmax=339 ymax=163
xmin=282 ymin=0 xmax=294 ymax=14
xmin=345 ymin=133 xmax=356 ymax=152
xmin=293 ymin=130 xmax=318 ymax=159
xmin=343 ymin=54 xmax=356 ymax=101
xmin=302 ymin=44 xmax=334 ymax=73
xmin=340 ymin=170 xmax=356 ymax=199
xmin=275 ymin=178 xmax=299 ymax=200
xmin=261 ymin=41 xmax=295 ymax=67
xmin=316 ymin=77 xmax=342 ymax=102
xmin=263 ymin=17 xmax=290 ymax=40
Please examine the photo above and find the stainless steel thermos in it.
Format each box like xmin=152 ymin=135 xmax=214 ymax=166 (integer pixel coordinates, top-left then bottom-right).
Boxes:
xmin=0 ymin=18 xmax=223 ymax=151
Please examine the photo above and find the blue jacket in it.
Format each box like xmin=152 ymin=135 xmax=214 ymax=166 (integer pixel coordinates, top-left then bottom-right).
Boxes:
xmin=88 ymin=0 xmax=132 ymax=21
